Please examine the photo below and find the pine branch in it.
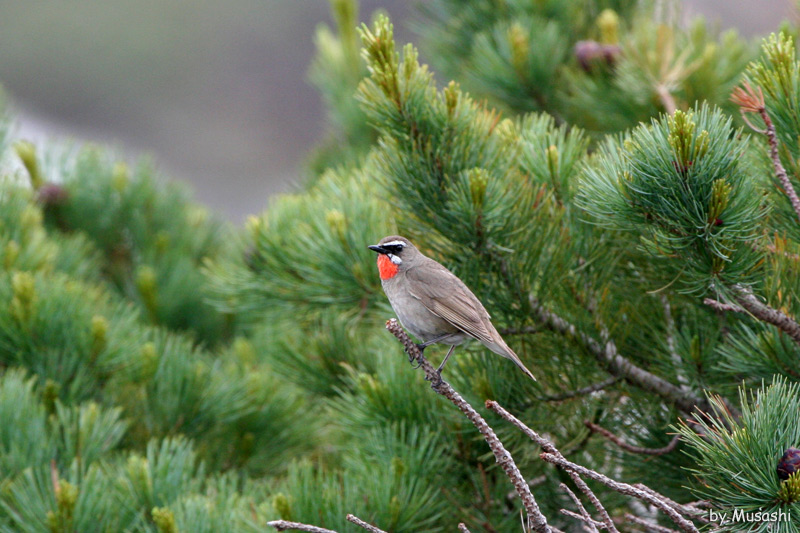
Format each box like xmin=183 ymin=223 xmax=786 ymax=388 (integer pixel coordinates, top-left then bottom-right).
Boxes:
xmin=530 ymin=298 xmax=711 ymax=414
xmin=732 ymin=81 xmax=800 ymax=223
xmin=661 ymin=295 xmax=691 ymax=393
xmin=631 ymin=486 xmax=715 ymax=526
xmin=539 ymin=377 xmax=621 ymax=402
xmin=267 ymin=521 xmax=338 ymax=533
xmin=385 ymin=319 xmax=552 ymax=533
xmin=702 ymin=298 xmax=743 ymax=313
xmin=346 ymin=514 xmax=387 ymax=533
xmin=560 ymin=509 xmax=604 ymax=531
xmin=733 ymin=286 xmax=800 ymax=346
xmin=560 ymin=483 xmax=600 ymax=533
xmin=707 ymin=286 xmax=800 ymax=347
xmin=486 ymin=401 xmax=618 ymax=533
xmin=656 ymin=85 xmax=678 ymax=114
xmin=540 ymin=454 xmax=699 ymax=533
xmin=486 ymin=401 xmax=703 ymax=533
xmin=584 ymin=421 xmax=680 ymax=456
xmin=624 ymin=513 xmax=679 ymax=533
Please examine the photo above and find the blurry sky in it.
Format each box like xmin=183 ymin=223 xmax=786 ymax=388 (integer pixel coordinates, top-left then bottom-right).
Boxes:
xmin=0 ymin=0 xmax=793 ymax=222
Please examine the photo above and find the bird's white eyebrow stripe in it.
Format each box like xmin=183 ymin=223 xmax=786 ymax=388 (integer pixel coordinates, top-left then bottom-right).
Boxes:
xmin=383 ymin=240 xmax=406 ymax=247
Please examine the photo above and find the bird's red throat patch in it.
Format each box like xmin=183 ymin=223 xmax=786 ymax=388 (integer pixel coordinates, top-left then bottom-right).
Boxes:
xmin=377 ymin=254 xmax=399 ymax=280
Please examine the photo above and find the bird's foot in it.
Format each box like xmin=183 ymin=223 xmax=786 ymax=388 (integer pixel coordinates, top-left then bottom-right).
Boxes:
xmin=429 ymin=369 xmax=444 ymax=389
xmin=410 ymin=343 xmax=426 ymax=367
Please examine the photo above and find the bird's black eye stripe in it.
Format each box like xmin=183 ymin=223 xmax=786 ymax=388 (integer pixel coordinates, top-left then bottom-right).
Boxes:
xmin=384 ymin=244 xmax=404 ymax=254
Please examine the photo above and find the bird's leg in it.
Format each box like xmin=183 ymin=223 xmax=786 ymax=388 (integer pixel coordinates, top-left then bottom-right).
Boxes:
xmin=432 ymin=345 xmax=456 ymax=388
xmin=412 ymin=334 xmax=451 ymax=367
xmin=415 ymin=334 xmax=451 ymax=353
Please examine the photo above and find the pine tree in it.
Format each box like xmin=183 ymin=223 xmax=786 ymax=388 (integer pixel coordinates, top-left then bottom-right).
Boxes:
xmin=2 ymin=1 xmax=800 ymax=532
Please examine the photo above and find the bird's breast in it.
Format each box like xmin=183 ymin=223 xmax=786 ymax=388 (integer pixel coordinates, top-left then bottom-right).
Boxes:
xmin=382 ymin=279 xmax=464 ymax=343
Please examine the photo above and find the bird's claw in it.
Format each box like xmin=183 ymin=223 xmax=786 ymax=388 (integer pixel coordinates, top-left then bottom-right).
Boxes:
xmin=428 ymin=370 xmax=444 ymax=389
xmin=409 ymin=343 xmax=426 ymax=367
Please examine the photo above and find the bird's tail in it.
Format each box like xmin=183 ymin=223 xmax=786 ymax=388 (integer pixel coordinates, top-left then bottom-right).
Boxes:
xmin=487 ymin=338 xmax=537 ymax=381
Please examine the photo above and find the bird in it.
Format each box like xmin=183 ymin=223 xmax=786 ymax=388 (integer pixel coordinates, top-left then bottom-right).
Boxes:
xmin=368 ymin=235 xmax=536 ymax=383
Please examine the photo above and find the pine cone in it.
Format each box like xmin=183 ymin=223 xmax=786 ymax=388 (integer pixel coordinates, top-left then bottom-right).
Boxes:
xmin=36 ymin=182 xmax=69 ymax=206
xmin=777 ymin=447 xmax=800 ymax=481
xmin=574 ymin=40 xmax=621 ymax=72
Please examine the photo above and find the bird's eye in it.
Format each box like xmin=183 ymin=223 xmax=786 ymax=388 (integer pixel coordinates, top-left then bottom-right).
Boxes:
xmin=385 ymin=244 xmax=403 ymax=254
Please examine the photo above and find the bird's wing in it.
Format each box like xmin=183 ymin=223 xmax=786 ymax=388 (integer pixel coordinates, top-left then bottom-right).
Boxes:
xmin=405 ymin=261 xmax=495 ymax=345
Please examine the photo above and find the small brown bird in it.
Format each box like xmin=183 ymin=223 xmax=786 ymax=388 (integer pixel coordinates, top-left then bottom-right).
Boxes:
xmin=369 ymin=235 xmax=536 ymax=383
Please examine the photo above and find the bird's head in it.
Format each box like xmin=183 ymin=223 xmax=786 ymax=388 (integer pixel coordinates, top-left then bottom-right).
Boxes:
xmin=368 ymin=235 xmax=418 ymax=279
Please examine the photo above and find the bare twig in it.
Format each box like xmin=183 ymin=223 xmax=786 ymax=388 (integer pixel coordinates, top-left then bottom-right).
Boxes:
xmin=684 ymin=501 xmax=712 ymax=509
xmin=656 ymin=85 xmax=678 ymax=114
xmin=346 ymin=514 xmax=387 ymax=533
xmin=661 ymin=295 xmax=691 ymax=392
xmin=458 ymin=523 xmax=471 ymax=533
xmin=487 ymin=401 xmax=618 ymax=533
xmin=561 ymin=509 xmax=604 ymax=531
xmin=703 ymin=298 xmax=744 ymax=313
xmin=632 ymin=486 xmax=715 ymax=525
xmin=733 ymin=81 xmax=800 ymax=223
xmin=540 ymin=454 xmax=699 ymax=533
xmin=267 ymin=521 xmax=338 ymax=533
xmin=624 ymin=514 xmax=679 ymax=533
xmin=386 ymin=319 xmax=552 ymax=533
xmin=530 ymin=298 xmax=711 ymax=416
xmin=539 ymin=377 xmax=621 ymax=402
xmin=733 ymin=286 xmax=800 ymax=347
xmin=560 ymin=483 xmax=599 ymax=532
xmin=584 ymin=421 xmax=680 ymax=456
xmin=506 ymin=475 xmax=547 ymax=503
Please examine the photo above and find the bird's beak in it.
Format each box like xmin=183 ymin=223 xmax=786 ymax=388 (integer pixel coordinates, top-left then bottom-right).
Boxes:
xmin=368 ymin=244 xmax=389 ymax=254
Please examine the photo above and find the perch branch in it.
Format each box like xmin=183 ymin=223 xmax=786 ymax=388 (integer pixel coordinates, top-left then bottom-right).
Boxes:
xmin=386 ymin=319 xmax=552 ymax=533
xmin=267 ymin=521 xmax=338 ymax=533
xmin=346 ymin=514 xmax=387 ymax=533
xmin=584 ymin=421 xmax=680 ymax=455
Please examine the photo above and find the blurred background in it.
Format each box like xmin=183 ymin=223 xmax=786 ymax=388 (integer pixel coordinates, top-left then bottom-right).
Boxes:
xmin=0 ymin=0 xmax=792 ymax=222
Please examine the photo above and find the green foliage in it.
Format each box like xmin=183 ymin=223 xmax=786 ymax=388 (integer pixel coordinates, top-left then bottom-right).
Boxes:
xmin=266 ymin=426 xmax=451 ymax=532
xmin=0 ymin=271 xmax=137 ymax=401
xmin=307 ymin=0 xmax=375 ymax=175
xmin=206 ymin=168 xmax=392 ymax=318
xmin=579 ymin=104 xmax=765 ymax=293
xmin=416 ymin=0 xmax=751 ymax=135
xmin=678 ymin=378 xmax=800 ymax=531
xmin=358 ymin=16 xmax=578 ymax=322
xmin=745 ymin=32 xmax=800 ymax=242
xmin=3 ymin=2 xmax=800 ymax=531
xmin=43 ymin=147 xmax=231 ymax=345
